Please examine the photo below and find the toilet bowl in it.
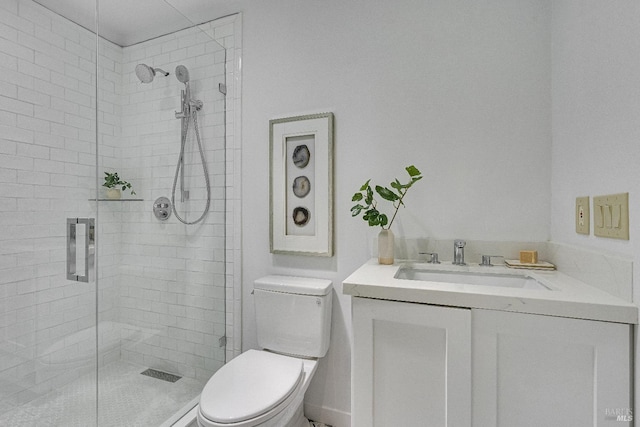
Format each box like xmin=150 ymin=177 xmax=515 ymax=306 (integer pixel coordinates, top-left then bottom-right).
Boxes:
xmin=197 ymin=350 xmax=318 ymax=427
xmin=197 ymin=275 xmax=332 ymax=427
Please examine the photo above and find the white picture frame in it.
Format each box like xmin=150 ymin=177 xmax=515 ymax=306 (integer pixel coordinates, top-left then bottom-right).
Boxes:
xmin=270 ymin=112 xmax=334 ymax=256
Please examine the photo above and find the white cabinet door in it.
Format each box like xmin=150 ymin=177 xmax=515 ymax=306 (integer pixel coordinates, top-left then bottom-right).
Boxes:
xmin=352 ymin=298 xmax=471 ymax=427
xmin=472 ymin=309 xmax=632 ymax=427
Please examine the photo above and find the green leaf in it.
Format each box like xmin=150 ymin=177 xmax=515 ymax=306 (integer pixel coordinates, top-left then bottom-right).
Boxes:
xmin=363 ymin=208 xmax=380 ymax=226
xmin=351 ymin=205 xmax=364 ymax=216
xmin=406 ymin=165 xmax=421 ymax=177
xmin=365 ymin=186 xmax=373 ymax=205
xmin=391 ymin=179 xmax=412 ymax=190
xmin=363 ymin=208 xmax=377 ymax=220
xmin=376 ymin=185 xmax=399 ymax=201
xmin=359 ymin=179 xmax=371 ymax=192
xmin=351 ymin=165 xmax=423 ymax=228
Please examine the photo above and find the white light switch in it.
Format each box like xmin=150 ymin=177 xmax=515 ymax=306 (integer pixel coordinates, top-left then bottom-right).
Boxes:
xmin=612 ymin=204 xmax=621 ymax=229
xmin=595 ymin=205 xmax=603 ymax=228
xmin=603 ymin=205 xmax=612 ymax=228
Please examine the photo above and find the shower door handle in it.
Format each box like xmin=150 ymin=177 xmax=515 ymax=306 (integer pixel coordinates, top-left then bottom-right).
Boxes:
xmin=66 ymin=218 xmax=95 ymax=282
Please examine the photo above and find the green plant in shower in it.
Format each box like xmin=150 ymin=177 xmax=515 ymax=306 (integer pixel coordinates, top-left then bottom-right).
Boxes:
xmin=103 ymin=172 xmax=136 ymax=195
xmin=350 ymin=165 xmax=423 ymax=229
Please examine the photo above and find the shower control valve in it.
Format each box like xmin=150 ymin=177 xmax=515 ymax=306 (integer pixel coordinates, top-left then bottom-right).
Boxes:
xmin=153 ymin=197 xmax=172 ymax=221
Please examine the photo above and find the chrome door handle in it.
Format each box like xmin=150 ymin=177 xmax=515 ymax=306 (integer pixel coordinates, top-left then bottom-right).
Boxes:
xmin=67 ymin=218 xmax=95 ymax=282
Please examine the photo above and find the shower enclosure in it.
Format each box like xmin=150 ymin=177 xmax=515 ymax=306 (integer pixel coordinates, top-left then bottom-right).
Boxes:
xmin=0 ymin=1 xmax=238 ymax=425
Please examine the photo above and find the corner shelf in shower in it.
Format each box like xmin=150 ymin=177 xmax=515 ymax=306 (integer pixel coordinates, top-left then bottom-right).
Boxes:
xmin=88 ymin=199 xmax=145 ymax=202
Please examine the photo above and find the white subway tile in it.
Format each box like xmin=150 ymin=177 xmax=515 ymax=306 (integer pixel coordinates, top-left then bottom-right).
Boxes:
xmin=0 ymin=95 xmax=34 ymax=116
xmin=34 ymin=26 xmax=64 ymax=50
xmin=17 ymin=115 xmax=50 ymax=133
xmin=18 ymin=59 xmax=50 ymax=81
xmin=33 ymin=105 xmax=64 ymax=124
xmin=64 ymin=39 xmax=92 ymax=61
xmin=0 ymin=153 xmax=33 ymax=170
xmin=0 ymin=36 xmax=34 ymax=62
xmin=17 ymin=1 xmax=52 ymax=30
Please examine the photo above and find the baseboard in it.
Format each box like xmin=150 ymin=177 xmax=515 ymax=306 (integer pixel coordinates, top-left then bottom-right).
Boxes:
xmin=305 ymin=403 xmax=351 ymax=427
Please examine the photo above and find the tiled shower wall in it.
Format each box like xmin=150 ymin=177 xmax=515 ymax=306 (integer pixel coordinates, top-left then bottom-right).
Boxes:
xmin=0 ymin=0 xmax=240 ymax=411
xmin=115 ymin=24 xmax=231 ymax=379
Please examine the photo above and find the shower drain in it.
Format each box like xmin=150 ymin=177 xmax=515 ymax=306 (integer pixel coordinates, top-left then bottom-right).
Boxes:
xmin=140 ymin=368 xmax=182 ymax=383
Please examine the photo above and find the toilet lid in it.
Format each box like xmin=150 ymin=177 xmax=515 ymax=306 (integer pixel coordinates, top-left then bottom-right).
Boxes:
xmin=199 ymin=350 xmax=304 ymax=424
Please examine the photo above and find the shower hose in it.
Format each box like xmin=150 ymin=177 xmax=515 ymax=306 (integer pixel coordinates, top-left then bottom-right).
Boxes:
xmin=171 ymin=110 xmax=211 ymax=225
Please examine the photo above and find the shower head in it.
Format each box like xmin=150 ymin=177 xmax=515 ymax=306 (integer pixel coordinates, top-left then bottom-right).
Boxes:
xmin=175 ymin=65 xmax=190 ymax=84
xmin=135 ymin=64 xmax=169 ymax=83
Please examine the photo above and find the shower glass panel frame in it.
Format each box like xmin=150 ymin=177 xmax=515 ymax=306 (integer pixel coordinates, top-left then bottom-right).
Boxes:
xmin=0 ymin=0 xmax=228 ymax=425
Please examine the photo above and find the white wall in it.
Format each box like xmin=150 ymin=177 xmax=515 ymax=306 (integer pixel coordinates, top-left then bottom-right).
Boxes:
xmin=234 ymin=0 xmax=552 ymax=423
xmin=550 ymin=0 xmax=640 ymax=293
xmin=549 ymin=0 xmax=640 ymax=415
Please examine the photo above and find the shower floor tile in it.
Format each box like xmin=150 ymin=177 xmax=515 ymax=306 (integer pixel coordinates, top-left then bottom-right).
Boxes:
xmin=0 ymin=361 xmax=206 ymax=427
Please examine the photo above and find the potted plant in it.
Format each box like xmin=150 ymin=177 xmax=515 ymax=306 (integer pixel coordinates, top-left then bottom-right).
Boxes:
xmin=103 ymin=172 xmax=136 ymax=199
xmin=351 ymin=165 xmax=423 ymax=264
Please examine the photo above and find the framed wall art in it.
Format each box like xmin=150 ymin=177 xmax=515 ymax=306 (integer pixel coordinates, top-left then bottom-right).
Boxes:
xmin=270 ymin=112 xmax=334 ymax=256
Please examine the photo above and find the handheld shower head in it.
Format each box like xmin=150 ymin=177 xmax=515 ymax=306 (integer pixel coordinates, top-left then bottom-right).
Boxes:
xmin=135 ymin=64 xmax=169 ymax=83
xmin=175 ymin=65 xmax=190 ymax=84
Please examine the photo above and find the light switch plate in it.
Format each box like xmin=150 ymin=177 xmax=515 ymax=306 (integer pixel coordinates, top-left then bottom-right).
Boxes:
xmin=593 ymin=192 xmax=629 ymax=240
xmin=575 ymin=196 xmax=590 ymax=235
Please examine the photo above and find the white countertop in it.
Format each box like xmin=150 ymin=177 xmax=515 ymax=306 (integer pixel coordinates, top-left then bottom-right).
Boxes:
xmin=343 ymin=259 xmax=638 ymax=324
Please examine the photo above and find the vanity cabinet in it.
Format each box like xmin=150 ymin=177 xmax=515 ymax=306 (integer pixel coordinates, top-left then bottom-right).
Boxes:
xmin=352 ymin=297 xmax=633 ymax=427
xmin=472 ymin=309 xmax=632 ymax=427
xmin=352 ymin=297 xmax=472 ymax=426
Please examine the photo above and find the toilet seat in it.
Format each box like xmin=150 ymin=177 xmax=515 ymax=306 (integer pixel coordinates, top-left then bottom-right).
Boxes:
xmin=198 ymin=350 xmax=304 ymax=426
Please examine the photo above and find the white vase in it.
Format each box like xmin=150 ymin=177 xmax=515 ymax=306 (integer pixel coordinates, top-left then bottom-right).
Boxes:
xmin=106 ymin=188 xmax=121 ymax=200
xmin=378 ymin=229 xmax=394 ymax=265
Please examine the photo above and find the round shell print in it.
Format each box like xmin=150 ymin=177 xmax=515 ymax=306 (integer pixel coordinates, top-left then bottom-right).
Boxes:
xmin=292 ymin=176 xmax=311 ymax=198
xmin=292 ymin=145 xmax=310 ymax=168
xmin=292 ymin=207 xmax=310 ymax=226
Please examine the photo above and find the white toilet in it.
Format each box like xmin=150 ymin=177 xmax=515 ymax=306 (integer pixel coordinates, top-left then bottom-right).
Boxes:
xmin=197 ymin=275 xmax=332 ymax=427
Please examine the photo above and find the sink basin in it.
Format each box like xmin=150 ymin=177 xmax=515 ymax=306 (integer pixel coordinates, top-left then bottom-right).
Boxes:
xmin=395 ymin=268 xmax=551 ymax=290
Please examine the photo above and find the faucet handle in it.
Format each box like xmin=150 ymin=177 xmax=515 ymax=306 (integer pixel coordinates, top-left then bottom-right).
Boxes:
xmin=480 ymin=255 xmax=504 ymax=267
xmin=419 ymin=252 xmax=440 ymax=264
xmin=454 ymin=239 xmax=466 ymax=248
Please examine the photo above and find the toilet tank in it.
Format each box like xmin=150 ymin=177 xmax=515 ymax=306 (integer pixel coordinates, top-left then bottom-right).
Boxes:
xmin=254 ymin=275 xmax=332 ymax=358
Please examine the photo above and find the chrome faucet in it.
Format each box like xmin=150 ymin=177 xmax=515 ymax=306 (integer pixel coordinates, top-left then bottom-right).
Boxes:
xmin=419 ymin=252 xmax=440 ymax=264
xmin=453 ymin=239 xmax=466 ymax=265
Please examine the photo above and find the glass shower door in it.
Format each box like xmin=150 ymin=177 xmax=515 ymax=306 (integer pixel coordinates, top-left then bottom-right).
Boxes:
xmin=0 ymin=0 xmax=100 ymax=425
xmin=0 ymin=1 xmax=231 ymax=424
xmin=95 ymin=4 xmax=228 ymax=426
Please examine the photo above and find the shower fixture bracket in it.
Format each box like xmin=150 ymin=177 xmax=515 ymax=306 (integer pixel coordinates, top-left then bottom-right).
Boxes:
xmin=191 ymin=99 xmax=203 ymax=111
xmin=218 ymin=83 xmax=227 ymax=95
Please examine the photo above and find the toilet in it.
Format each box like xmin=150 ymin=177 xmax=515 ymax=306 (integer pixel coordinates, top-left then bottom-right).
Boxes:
xmin=197 ymin=275 xmax=332 ymax=427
